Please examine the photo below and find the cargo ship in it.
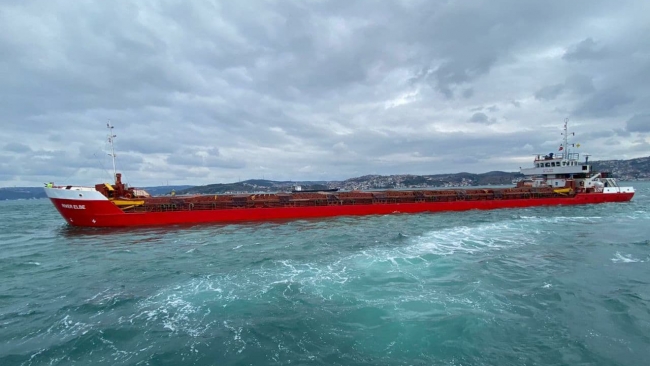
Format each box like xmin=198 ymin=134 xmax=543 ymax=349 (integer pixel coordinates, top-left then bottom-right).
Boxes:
xmin=45 ymin=121 xmax=634 ymax=227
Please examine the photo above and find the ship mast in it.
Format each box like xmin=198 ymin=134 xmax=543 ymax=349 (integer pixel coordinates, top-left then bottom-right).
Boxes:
xmin=560 ymin=118 xmax=575 ymax=161
xmin=107 ymin=122 xmax=117 ymax=182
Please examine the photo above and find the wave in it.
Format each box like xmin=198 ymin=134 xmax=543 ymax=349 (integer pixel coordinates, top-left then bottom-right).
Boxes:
xmin=611 ymin=252 xmax=646 ymax=263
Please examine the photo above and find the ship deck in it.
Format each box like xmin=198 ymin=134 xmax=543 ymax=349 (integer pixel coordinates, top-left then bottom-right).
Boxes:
xmin=121 ymin=187 xmax=572 ymax=213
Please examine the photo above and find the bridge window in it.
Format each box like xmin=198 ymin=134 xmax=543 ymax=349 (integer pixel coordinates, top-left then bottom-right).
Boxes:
xmin=545 ymin=163 xmax=550 ymax=167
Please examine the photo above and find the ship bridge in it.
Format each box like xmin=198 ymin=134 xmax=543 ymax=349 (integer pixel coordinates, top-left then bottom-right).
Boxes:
xmin=520 ymin=152 xmax=591 ymax=176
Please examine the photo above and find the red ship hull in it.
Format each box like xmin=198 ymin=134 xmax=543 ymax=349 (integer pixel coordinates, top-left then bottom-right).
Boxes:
xmin=48 ymin=191 xmax=634 ymax=228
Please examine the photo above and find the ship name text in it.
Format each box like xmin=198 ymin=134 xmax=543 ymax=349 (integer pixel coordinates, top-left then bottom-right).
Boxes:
xmin=61 ymin=204 xmax=86 ymax=210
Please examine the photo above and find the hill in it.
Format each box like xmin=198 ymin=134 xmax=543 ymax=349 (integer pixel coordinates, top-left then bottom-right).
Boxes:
xmin=140 ymin=185 xmax=195 ymax=196
xmin=591 ymin=156 xmax=650 ymax=180
xmin=0 ymin=187 xmax=47 ymax=201
xmin=176 ymin=171 xmax=523 ymax=194
xmin=179 ymin=180 xmax=329 ymax=194
xmin=178 ymin=155 xmax=650 ymax=194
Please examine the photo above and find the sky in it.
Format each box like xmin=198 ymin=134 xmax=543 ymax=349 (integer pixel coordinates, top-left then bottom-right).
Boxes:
xmin=1 ymin=0 xmax=649 ymax=187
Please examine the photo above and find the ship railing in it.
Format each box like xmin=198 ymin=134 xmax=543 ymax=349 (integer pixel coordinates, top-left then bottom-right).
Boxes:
xmin=533 ymin=152 xmax=580 ymax=162
xmin=119 ymin=188 xmax=575 ymax=213
xmin=50 ymin=185 xmax=97 ymax=191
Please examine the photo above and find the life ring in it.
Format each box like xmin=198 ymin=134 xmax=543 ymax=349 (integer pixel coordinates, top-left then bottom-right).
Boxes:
xmin=125 ymin=192 xmax=133 ymax=199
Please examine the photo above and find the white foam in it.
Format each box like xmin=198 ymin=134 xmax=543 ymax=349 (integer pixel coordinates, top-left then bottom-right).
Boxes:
xmin=133 ymin=292 xmax=206 ymax=337
xmin=126 ymin=217 xmax=568 ymax=336
xmin=611 ymin=252 xmax=644 ymax=263
xmin=223 ymin=321 xmax=246 ymax=353
xmin=405 ymin=220 xmax=531 ymax=257
xmin=518 ymin=215 xmax=602 ymax=224
xmin=45 ymin=314 xmax=92 ymax=338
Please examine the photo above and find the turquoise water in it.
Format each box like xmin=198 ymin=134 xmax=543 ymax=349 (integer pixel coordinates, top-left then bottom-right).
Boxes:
xmin=1 ymin=183 xmax=649 ymax=365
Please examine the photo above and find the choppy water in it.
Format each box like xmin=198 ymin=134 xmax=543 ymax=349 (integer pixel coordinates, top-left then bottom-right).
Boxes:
xmin=1 ymin=183 xmax=649 ymax=365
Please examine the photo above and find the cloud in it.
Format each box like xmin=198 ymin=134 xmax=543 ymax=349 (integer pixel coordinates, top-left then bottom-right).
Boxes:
xmin=0 ymin=0 xmax=649 ymax=186
xmin=166 ymin=148 xmax=246 ymax=169
xmin=535 ymin=75 xmax=595 ymax=101
xmin=563 ymin=38 xmax=608 ymax=61
xmin=469 ymin=112 xmax=491 ymax=124
xmin=564 ymin=74 xmax=595 ymax=94
xmin=535 ymin=84 xmax=565 ymax=101
xmin=572 ymin=89 xmax=634 ymax=117
xmin=4 ymin=143 xmax=32 ymax=153
xmin=626 ymin=114 xmax=650 ymax=132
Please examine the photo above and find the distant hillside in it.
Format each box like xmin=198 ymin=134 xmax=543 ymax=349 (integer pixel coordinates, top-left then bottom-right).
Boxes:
xmin=140 ymin=185 xmax=194 ymax=196
xmin=177 ymin=155 xmax=650 ymax=194
xmin=179 ymin=180 xmax=329 ymax=195
xmin=338 ymin=171 xmax=523 ymax=191
xmin=0 ymin=187 xmax=47 ymax=201
xmin=591 ymin=156 xmax=650 ymax=180
xmin=177 ymin=171 xmax=523 ymax=194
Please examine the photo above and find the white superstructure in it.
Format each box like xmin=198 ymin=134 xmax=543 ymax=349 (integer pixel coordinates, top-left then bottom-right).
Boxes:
xmin=519 ymin=119 xmax=634 ymax=194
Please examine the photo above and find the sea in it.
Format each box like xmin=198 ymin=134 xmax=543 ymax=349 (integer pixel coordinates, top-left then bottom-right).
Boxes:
xmin=1 ymin=183 xmax=649 ymax=366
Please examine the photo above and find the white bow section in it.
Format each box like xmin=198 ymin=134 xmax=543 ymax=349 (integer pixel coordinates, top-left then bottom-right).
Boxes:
xmin=44 ymin=187 xmax=108 ymax=201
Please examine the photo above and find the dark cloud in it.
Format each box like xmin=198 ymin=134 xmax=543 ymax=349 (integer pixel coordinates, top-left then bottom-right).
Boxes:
xmin=4 ymin=143 xmax=32 ymax=153
xmin=572 ymin=89 xmax=634 ymax=117
xmin=535 ymin=75 xmax=595 ymax=101
xmin=614 ymin=128 xmax=631 ymax=137
xmin=626 ymin=114 xmax=650 ymax=132
xmin=535 ymin=84 xmax=564 ymax=101
xmin=469 ymin=112 xmax=490 ymax=124
xmin=462 ymin=89 xmax=474 ymax=99
xmin=563 ymin=38 xmax=608 ymax=61
xmin=580 ymin=130 xmax=616 ymax=140
xmin=166 ymin=148 xmax=246 ymax=169
xmin=564 ymin=74 xmax=595 ymax=94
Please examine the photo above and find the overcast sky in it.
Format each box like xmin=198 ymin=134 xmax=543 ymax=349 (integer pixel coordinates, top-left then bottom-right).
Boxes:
xmin=1 ymin=0 xmax=649 ymax=187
